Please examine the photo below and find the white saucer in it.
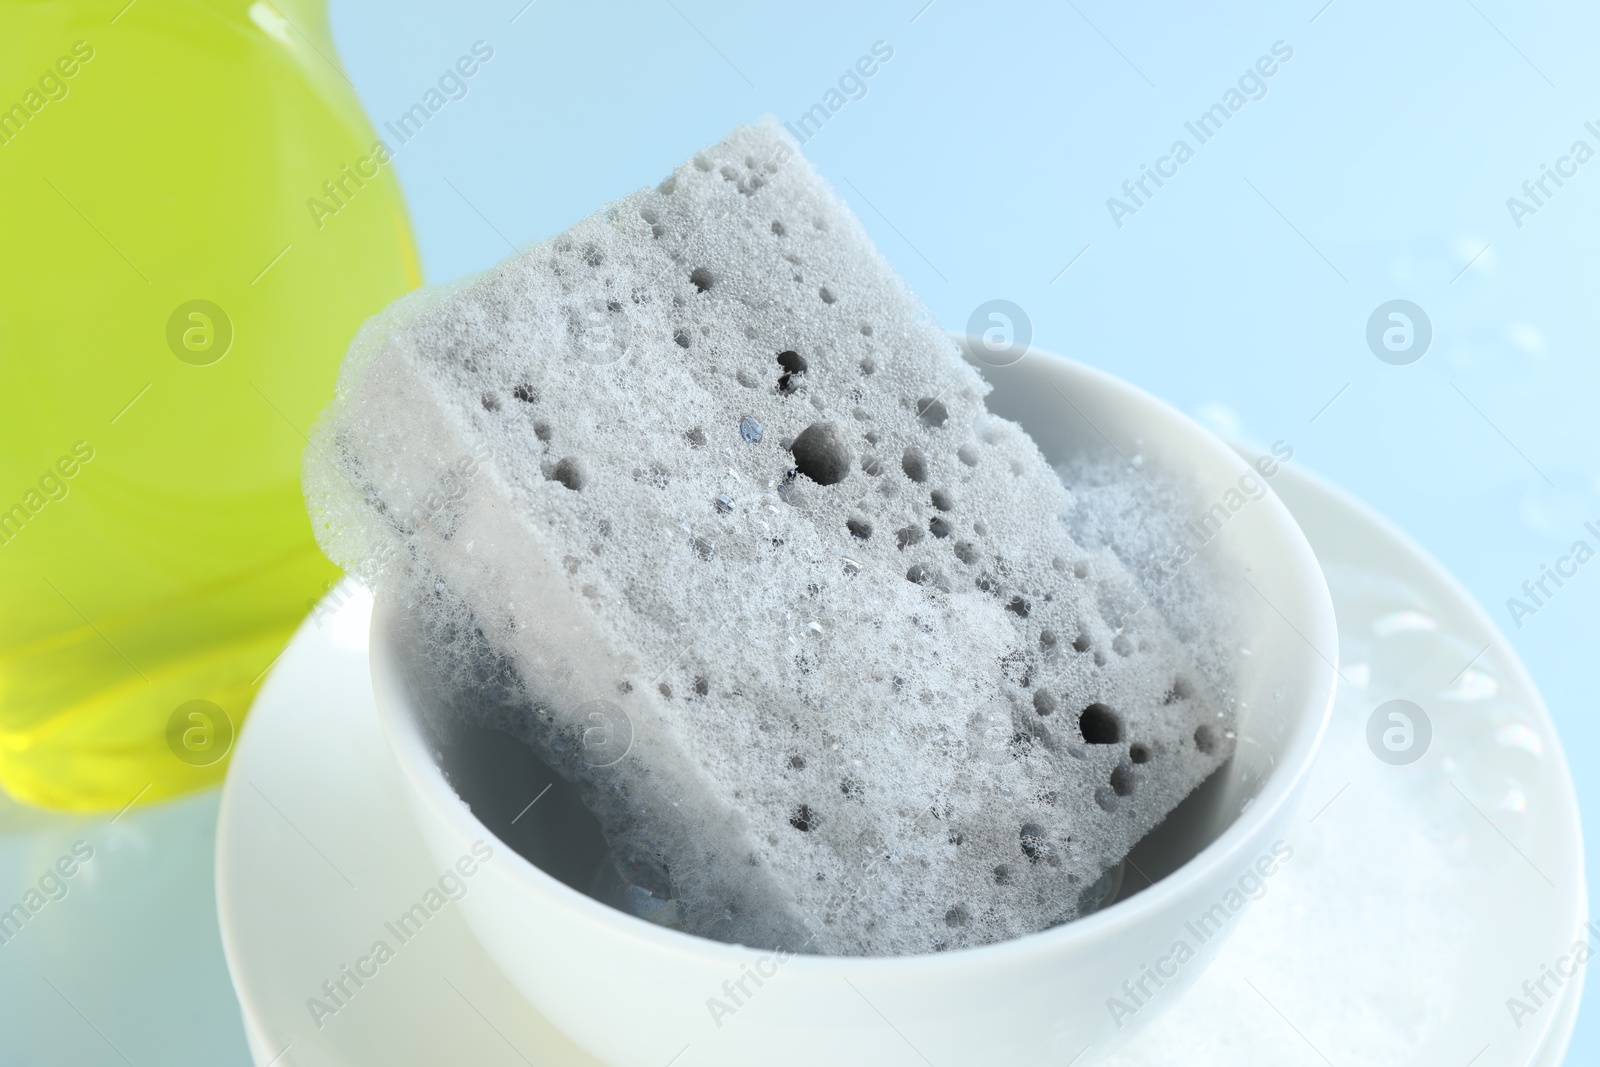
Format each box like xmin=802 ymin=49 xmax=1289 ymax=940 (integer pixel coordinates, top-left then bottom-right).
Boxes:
xmin=216 ymin=457 xmax=1586 ymax=1067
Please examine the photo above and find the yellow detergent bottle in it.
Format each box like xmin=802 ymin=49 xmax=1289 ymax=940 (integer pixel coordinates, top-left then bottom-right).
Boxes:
xmin=0 ymin=0 xmax=419 ymax=809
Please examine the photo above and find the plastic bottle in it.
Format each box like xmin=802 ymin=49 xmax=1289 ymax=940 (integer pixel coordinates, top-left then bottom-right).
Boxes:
xmin=0 ymin=0 xmax=419 ymax=809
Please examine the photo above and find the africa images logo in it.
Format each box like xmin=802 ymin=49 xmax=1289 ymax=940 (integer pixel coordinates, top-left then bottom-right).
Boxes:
xmin=1365 ymin=300 xmax=1431 ymax=366
xmin=1105 ymin=841 xmax=1294 ymax=1028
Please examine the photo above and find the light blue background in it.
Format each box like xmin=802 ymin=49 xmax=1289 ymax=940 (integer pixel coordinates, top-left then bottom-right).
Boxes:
xmin=328 ymin=0 xmax=1598 ymax=1058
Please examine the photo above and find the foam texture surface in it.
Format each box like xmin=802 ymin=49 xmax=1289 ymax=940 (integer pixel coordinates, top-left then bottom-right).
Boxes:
xmin=305 ymin=121 xmax=1235 ymax=956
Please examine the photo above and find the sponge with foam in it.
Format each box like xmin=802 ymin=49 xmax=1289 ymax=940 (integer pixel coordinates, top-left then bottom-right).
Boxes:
xmin=305 ymin=120 xmax=1234 ymax=956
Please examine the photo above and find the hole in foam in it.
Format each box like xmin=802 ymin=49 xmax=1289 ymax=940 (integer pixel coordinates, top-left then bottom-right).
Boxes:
xmin=1079 ymin=703 xmax=1121 ymax=744
xmin=902 ymin=449 xmax=928 ymax=483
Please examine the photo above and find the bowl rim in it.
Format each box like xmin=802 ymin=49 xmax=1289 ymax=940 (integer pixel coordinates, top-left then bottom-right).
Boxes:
xmin=372 ymin=343 xmax=1339 ymax=973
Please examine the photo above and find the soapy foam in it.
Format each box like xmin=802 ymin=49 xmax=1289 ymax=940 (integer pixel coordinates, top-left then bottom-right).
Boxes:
xmin=305 ymin=120 xmax=1236 ymax=955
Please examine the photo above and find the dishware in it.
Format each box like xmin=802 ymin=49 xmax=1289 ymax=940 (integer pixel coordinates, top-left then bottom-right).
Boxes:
xmin=217 ymin=442 xmax=1585 ymax=1066
xmin=368 ymin=344 xmax=1340 ymax=1065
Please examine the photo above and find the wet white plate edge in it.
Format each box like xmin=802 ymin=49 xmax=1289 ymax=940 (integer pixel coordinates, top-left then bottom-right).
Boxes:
xmin=1099 ymin=451 xmax=1585 ymax=1066
xmin=216 ymin=457 xmax=1586 ymax=1067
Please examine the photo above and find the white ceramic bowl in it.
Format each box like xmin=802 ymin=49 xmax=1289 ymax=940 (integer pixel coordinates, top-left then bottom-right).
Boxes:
xmin=371 ymin=343 xmax=1338 ymax=1067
